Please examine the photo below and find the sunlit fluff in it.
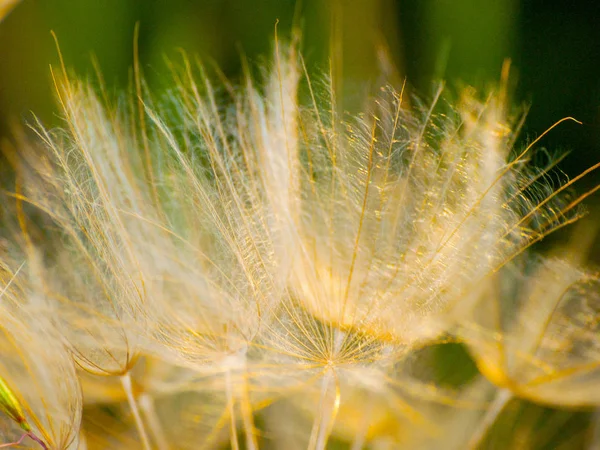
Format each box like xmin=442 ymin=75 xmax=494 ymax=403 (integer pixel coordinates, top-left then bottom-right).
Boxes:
xmin=0 ymin=259 xmax=81 ymax=450
xmin=3 ymin=42 xmax=597 ymax=450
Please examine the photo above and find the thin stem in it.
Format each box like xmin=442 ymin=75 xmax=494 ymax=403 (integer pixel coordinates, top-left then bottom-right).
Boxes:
xmin=239 ymin=375 xmax=258 ymax=450
xmin=121 ymin=373 xmax=152 ymax=450
xmin=467 ymin=388 xmax=512 ymax=450
xmin=225 ymin=369 xmax=240 ymax=450
xmin=0 ymin=432 xmax=48 ymax=449
xmin=307 ymin=371 xmax=340 ymax=450
xmin=27 ymin=432 xmax=48 ymax=450
xmin=139 ymin=393 xmax=170 ymax=450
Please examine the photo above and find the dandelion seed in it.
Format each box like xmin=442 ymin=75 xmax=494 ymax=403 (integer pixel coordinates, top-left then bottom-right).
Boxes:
xmin=460 ymin=253 xmax=600 ymax=447
xmin=0 ymin=263 xmax=81 ymax=450
xmin=2 ymin=36 xmax=597 ymax=450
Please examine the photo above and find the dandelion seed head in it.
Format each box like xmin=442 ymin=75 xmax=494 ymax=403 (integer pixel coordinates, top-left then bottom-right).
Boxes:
xmin=0 ymin=37 xmax=596 ymax=449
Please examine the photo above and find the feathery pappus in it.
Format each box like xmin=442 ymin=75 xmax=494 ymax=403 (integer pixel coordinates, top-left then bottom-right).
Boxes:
xmin=0 ymin=39 xmax=598 ymax=449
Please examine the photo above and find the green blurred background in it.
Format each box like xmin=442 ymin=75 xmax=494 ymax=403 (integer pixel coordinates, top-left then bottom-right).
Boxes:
xmin=1 ymin=0 xmax=599 ymax=210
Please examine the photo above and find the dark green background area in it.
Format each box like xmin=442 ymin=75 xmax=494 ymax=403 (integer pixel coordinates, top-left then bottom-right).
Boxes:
xmin=1 ymin=0 xmax=599 ymax=214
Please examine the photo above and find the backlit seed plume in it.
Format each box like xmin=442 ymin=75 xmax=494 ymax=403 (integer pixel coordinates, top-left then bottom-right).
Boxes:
xmin=463 ymin=255 xmax=600 ymax=406
xmin=288 ymin=75 xmax=584 ymax=343
xmin=3 ymin=38 xmax=597 ymax=450
xmin=458 ymin=255 xmax=600 ymax=448
xmin=0 ymin=260 xmax=82 ymax=450
xmin=11 ymin=97 xmax=148 ymax=378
